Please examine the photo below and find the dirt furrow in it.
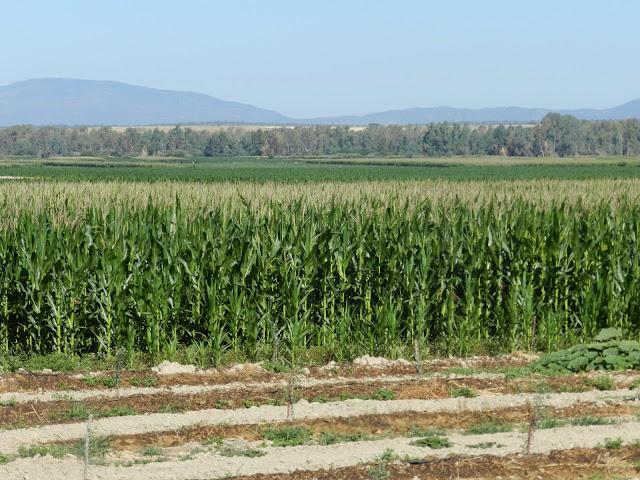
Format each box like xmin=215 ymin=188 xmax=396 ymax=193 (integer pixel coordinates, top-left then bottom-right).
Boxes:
xmin=107 ymin=401 xmax=638 ymax=451
xmin=0 ymin=376 xmax=515 ymax=429
xmin=0 ymin=388 xmax=637 ymax=455
xmin=0 ymin=372 xmax=506 ymax=405
xmin=2 ymin=422 xmax=640 ymax=480
xmin=229 ymin=446 xmax=640 ymax=480
xmin=0 ymin=353 xmax=536 ymax=394
xmin=2 ymin=369 xmax=637 ymax=408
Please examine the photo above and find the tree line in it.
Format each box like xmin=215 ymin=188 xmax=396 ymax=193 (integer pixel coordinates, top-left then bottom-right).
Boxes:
xmin=1 ymin=114 xmax=639 ymax=158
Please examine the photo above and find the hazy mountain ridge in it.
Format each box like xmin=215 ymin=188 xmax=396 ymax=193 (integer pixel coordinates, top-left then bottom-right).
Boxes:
xmin=0 ymin=78 xmax=639 ymax=126
xmin=312 ymin=101 xmax=640 ymax=125
xmin=0 ymin=78 xmax=290 ymax=126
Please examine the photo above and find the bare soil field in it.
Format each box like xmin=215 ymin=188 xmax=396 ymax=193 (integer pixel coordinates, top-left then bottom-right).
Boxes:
xmin=1 ymin=355 xmax=639 ymax=479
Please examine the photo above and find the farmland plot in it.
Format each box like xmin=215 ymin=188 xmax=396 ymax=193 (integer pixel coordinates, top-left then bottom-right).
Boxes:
xmin=1 ymin=175 xmax=640 ymax=478
xmin=1 ymin=355 xmax=640 ymax=479
xmin=2 ymin=190 xmax=640 ymax=361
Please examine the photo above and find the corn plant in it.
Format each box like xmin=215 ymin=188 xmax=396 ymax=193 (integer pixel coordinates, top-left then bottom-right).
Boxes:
xmin=0 ymin=196 xmax=639 ymax=363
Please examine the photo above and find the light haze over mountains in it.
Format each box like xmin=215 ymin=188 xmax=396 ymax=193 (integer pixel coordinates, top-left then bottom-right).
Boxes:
xmin=1 ymin=78 xmax=639 ymax=127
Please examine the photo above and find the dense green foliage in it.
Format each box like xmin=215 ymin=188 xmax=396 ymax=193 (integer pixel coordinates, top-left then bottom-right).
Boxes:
xmin=1 ymin=114 xmax=640 ymax=158
xmin=535 ymin=328 xmax=640 ymax=373
xmin=1 ymin=199 xmax=640 ymax=363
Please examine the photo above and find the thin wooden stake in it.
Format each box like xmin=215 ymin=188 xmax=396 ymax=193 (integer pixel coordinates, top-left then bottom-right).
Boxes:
xmin=286 ymin=374 xmax=299 ymax=421
xmin=115 ymin=347 xmax=126 ymax=398
xmin=525 ymin=402 xmax=536 ymax=455
xmin=413 ymin=338 xmax=422 ymax=377
xmin=530 ymin=315 xmax=538 ymax=353
xmin=84 ymin=414 xmax=93 ymax=480
xmin=272 ymin=325 xmax=279 ymax=365
xmin=30 ymin=404 xmax=43 ymax=424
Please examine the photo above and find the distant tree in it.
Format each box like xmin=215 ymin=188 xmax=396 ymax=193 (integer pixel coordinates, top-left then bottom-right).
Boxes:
xmin=260 ymin=133 xmax=279 ymax=156
xmin=622 ymin=119 xmax=640 ymax=155
xmin=489 ymin=125 xmax=508 ymax=155
xmin=1 ymin=118 xmax=639 ymax=159
xmin=204 ymin=131 xmax=234 ymax=156
xmin=147 ymin=128 xmax=164 ymax=156
xmin=540 ymin=113 xmax=582 ymax=156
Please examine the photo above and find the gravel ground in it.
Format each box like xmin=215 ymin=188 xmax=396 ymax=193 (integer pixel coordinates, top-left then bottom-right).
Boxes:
xmin=2 ymin=421 xmax=640 ymax=480
xmin=2 ymin=355 xmax=637 ymax=480
xmin=0 ymin=388 xmax=637 ymax=454
xmin=0 ymin=371 xmax=507 ymax=405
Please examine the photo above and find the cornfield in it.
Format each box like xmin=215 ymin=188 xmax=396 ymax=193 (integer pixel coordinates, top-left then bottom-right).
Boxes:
xmin=3 ymin=178 xmax=640 ymax=220
xmin=1 ymin=193 xmax=640 ymax=362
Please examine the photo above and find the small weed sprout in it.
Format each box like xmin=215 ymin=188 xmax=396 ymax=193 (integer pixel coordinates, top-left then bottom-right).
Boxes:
xmin=586 ymin=375 xmax=615 ymax=391
xmin=262 ymin=426 xmax=312 ymax=446
xmin=450 ymin=387 xmax=475 ymax=398
xmin=601 ymin=437 xmax=623 ymax=450
xmin=367 ymin=449 xmax=397 ymax=480
xmin=465 ymin=420 xmax=513 ymax=435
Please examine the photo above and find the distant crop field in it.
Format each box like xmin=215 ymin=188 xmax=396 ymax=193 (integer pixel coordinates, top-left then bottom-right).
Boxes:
xmin=1 ymin=155 xmax=639 ymax=182
xmin=2 ymin=177 xmax=640 ymax=215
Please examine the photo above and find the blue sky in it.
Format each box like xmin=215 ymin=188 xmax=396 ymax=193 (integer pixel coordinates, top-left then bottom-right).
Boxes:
xmin=1 ymin=0 xmax=639 ymax=117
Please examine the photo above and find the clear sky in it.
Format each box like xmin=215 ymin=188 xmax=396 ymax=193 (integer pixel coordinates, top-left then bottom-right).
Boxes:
xmin=1 ymin=0 xmax=639 ymax=118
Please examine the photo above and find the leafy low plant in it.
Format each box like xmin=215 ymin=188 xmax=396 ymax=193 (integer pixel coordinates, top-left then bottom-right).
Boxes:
xmin=570 ymin=416 xmax=616 ymax=426
xmin=81 ymin=375 xmax=117 ymax=388
xmin=318 ymin=431 xmax=370 ymax=445
xmin=216 ymin=445 xmax=265 ymax=457
xmin=369 ymin=389 xmax=397 ymax=401
xmin=103 ymin=406 xmax=136 ymax=417
xmin=262 ymin=426 xmax=312 ymax=446
xmin=158 ymin=404 xmax=183 ymax=414
xmin=585 ymin=375 xmax=616 ymax=391
xmin=534 ymin=381 xmax=552 ymax=394
xmin=128 ymin=376 xmax=158 ymax=387
xmin=367 ymin=460 xmax=390 ymax=480
xmin=537 ymin=417 xmax=565 ymax=429
xmin=202 ymin=436 xmax=223 ymax=446
xmin=139 ymin=446 xmax=164 ymax=457
xmin=465 ymin=420 xmax=513 ymax=435
xmin=60 ymin=403 xmax=136 ymax=421
xmin=313 ymin=388 xmax=397 ymax=403
xmin=367 ymin=449 xmax=397 ymax=480
xmin=409 ymin=429 xmax=452 ymax=449
xmin=450 ymin=387 xmax=476 ymax=398
xmin=17 ymin=437 xmax=110 ymax=461
xmin=18 ymin=444 xmax=72 ymax=459
xmin=601 ymin=437 xmax=623 ymax=449
xmin=410 ymin=434 xmax=452 ymax=449
xmin=468 ymin=441 xmax=500 ymax=449
xmin=534 ymin=328 xmax=640 ymax=373
xmin=60 ymin=403 xmax=92 ymax=420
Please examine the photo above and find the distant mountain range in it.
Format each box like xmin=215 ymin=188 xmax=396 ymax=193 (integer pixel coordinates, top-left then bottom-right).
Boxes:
xmin=0 ymin=79 xmax=289 ymax=126
xmin=1 ymin=78 xmax=639 ymax=126
xmin=307 ymin=102 xmax=640 ymax=125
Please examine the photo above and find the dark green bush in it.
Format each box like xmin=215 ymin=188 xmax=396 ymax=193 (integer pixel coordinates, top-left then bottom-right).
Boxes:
xmin=534 ymin=329 xmax=640 ymax=373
